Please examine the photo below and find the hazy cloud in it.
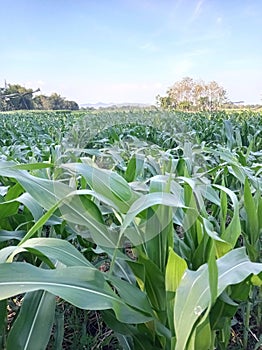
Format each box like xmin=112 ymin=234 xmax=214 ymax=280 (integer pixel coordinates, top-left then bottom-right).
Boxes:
xmin=192 ymin=0 xmax=205 ymax=20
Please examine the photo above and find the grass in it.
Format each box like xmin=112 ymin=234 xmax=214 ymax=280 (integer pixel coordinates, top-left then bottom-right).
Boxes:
xmin=48 ymin=305 xmax=119 ymax=350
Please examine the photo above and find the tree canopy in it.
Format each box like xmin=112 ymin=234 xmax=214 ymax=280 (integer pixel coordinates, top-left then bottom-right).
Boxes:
xmin=0 ymin=83 xmax=79 ymax=111
xmin=157 ymin=77 xmax=228 ymax=111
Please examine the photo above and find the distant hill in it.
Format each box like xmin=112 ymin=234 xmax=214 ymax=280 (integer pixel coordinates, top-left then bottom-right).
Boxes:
xmin=80 ymin=102 xmax=151 ymax=109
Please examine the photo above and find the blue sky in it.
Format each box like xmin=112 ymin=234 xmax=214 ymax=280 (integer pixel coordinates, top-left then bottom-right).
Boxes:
xmin=0 ymin=0 xmax=261 ymax=105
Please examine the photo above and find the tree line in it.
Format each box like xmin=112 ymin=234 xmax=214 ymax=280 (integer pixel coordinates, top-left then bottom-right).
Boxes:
xmin=0 ymin=83 xmax=79 ymax=111
xmin=156 ymin=77 xmax=228 ymax=111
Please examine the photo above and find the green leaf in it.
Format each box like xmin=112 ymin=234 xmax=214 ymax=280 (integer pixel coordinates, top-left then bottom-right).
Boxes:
xmin=12 ymin=163 xmax=54 ymax=171
xmin=0 ymin=161 xmax=71 ymax=210
xmin=14 ymin=187 xmax=115 ymax=248
xmin=251 ymin=275 xmax=262 ymax=286
xmin=244 ymin=178 xmax=259 ymax=245
xmin=102 ymin=310 xmax=156 ymax=350
xmin=18 ymin=200 xmax=62 ymax=245
xmin=137 ymin=254 xmax=166 ymax=314
xmin=8 ymin=238 xmax=93 ymax=267
xmin=0 ymin=263 xmax=152 ymax=324
xmin=188 ymin=317 xmax=212 ymax=350
xmin=223 ymin=120 xmax=234 ymax=149
xmin=117 ymin=334 xmax=134 ymax=350
xmin=53 ymin=307 xmax=64 ymax=350
xmin=62 ymin=162 xmax=139 ymax=213
xmin=258 ymin=195 xmax=262 ymax=231
xmin=213 ymin=184 xmax=241 ymax=255
xmin=0 ymin=246 xmax=18 ymax=262
xmin=0 ymin=182 xmax=23 ymax=219
xmin=121 ymin=192 xmax=187 ymax=245
xmin=125 ymin=154 xmax=144 ymax=182
xmin=210 ymin=292 xmax=238 ymax=330
xmin=108 ymin=275 xmax=154 ymax=317
xmin=218 ymin=178 xmax=227 ymax=235
xmin=166 ymin=248 xmax=187 ymax=337
xmin=0 ymin=229 xmax=25 ymax=242
xmin=166 ymin=248 xmax=187 ymax=292
xmin=15 ymin=193 xmax=43 ymax=221
xmin=7 ymin=291 xmax=56 ymax=350
xmin=145 ymin=175 xmax=174 ymax=272
xmin=228 ymin=164 xmax=246 ymax=184
xmin=208 ymin=241 xmax=218 ymax=305
xmin=174 ymin=248 xmax=262 ymax=350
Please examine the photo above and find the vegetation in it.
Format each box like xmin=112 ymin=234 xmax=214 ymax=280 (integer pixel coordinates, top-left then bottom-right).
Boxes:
xmin=0 ymin=83 xmax=79 ymax=111
xmin=157 ymin=77 xmax=228 ymax=111
xmin=0 ymin=109 xmax=261 ymax=349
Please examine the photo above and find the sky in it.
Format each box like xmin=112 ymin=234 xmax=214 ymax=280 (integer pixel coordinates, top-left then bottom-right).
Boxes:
xmin=0 ymin=0 xmax=261 ymax=105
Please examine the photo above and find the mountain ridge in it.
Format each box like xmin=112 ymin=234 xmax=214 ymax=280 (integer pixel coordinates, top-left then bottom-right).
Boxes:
xmin=80 ymin=101 xmax=152 ymax=109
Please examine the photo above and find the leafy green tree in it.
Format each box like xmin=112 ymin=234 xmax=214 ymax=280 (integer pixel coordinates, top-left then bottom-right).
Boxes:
xmin=1 ymin=84 xmax=37 ymax=110
xmin=64 ymin=100 xmax=79 ymax=110
xmin=178 ymin=100 xmax=192 ymax=111
xmin=156 ymin=95 xmax=173 ymax=109
xmin=33 ymin=94 xmax=50 ymax=110
xmin=33 ymin=94 xmax=79 ymax=110
xmin=47 ymin=93 xmax=65 ymax=110
xmin=0 ymin=83 xmax=79 ymax=111
xmin=46 ymin=93 xmax=79 ymax=110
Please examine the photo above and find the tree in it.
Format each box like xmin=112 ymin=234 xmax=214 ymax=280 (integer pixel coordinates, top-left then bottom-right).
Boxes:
xmin=157 ymin=77 xmax=228 ymax=111
xmin=45 ymin=93 xmax=79 ymax=110
xmin=47 ymin=93 xmax=65 ymax=110
xmin=33 ymin=94 xmax=50 ymax=110
xmin=0 ymin=84 xmax=39 ymax=110
xmin=0 ymin=86 xmax=8 ymax=111
xmin=156 ymin=95 xmax=173 ymax=109
xmin=64 ymin=100 xmax=79 ymax=110
xmin=0 ymin=83 xmax=79 ymax=111
xmin=205 ymin=81 xmax=227 ymax=110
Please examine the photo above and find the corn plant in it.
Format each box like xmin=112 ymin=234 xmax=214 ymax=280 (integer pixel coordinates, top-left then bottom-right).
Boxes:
xmin=0 ymin=109 xmax=261 ymax=349
xmin=0 ymin=157 xmax=260 ymax=349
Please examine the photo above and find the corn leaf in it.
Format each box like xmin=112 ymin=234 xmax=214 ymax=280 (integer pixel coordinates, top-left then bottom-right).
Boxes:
xmin=0 ymin=263 xmax=153 ymax=324
xmin=7 ymin=291 xmax=56 ymax=350
xmin=174 ymin=248 xmax=262 ymax=350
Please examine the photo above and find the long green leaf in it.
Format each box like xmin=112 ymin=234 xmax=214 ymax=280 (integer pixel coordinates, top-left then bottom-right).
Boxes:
xmin=7 ymin=291 xmax=56 ymax=350
xmin=174 ymin=248 xmax=262 ymax=350
xmin=62 ymin=162 xmax=139 ymax=213
xmin=213 ymin=184 xmax=241 ymax=255
xmin=0 ymin=229 xmax=25 ymax=242
xmin=166 ymin=248 xmax=187 ymax=293
xmin=0 ymin=162 xmax=120 ymax=248
xmin=0 ymin=263 xmax=153 ymax=324
xmin=244 ymin=177 xmax=259 ymax=245
xmin=7 ymin=238 xmax=93 ymax=267
xmin=166 ymin=248 xmax=187 ymax=337
xmin=121 ymin=192 xmax=187 ymax=243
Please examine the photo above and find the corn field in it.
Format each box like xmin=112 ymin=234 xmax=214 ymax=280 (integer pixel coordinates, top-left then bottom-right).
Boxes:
xmin=0 ymin=109 xmax=261 ymax=350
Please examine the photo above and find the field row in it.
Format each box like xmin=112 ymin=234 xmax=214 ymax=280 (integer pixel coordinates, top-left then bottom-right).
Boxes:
xmin=0 ymin=110 xmax=261 ymax=349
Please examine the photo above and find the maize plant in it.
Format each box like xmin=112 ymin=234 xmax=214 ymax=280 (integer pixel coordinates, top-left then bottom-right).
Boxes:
xmin=0 ymin=110 xmax=261 ymax=349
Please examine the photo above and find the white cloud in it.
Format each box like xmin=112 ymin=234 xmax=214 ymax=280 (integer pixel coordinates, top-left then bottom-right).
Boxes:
xmin=192 ymin=0 xmax=205 ymax=20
